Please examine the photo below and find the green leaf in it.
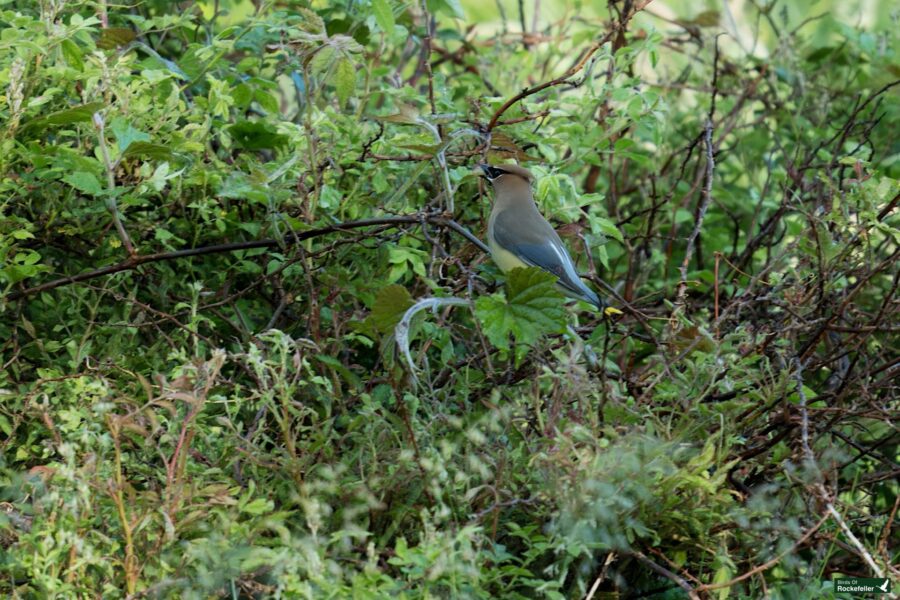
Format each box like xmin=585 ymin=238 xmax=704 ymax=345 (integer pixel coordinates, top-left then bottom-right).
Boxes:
xmin=227 ymin=120 xmax=288 ymax=150
xmin=535 ymin=174 xmax=561 ymax=204
xmin=678 ymin=10 xmax=720 ymax=28
xmin=788 ymin=385 xmax=819 ymax=404
xmin=2 ymin=251 xmax=48 ymax=284
xmin=596 ymin=245 xmax=610 ymax=270
xmin=240 ymin=497 xmax=274 ymax=515
xmin=111 ymin=118 xmax=150 ymax=153
xmin=310 ymin=46 xmax=338 ymax=74
xmin=232 ymin=83 xmax=253 ymax=108
xmin=370 ymin=284 xmax=414 ymax=333
xmin=426 ymin=0 xmax=465 ymax=19
xmin=334 ymin=58 xmax=356 ymax=107
xmin=97 ymin=27 xmax=137 ymax=49
xmin=372 ymin=0 xmax=395 ymax=33
xmin=254 ymin=89 xmax=280 ymax=114
xmin=593 ymin=217 xmax=624 ymax=243
xmin=21 ymin=102 xmax=105 ymax=131
xmin=63 ymin=171 xmax=103 ymax=196
xmin=122 ymin=141 xmax=173 ymax=161
xmin=474 ymin=267 xmax=566 ymax=360
xmin=374 ymin=106 xmax=420 ymax=124
xmin=712 ymin=564 xmax=733 ymax=600
xmin=387 ymin=246 xmax=427 ymax=282
xmin=60 ymin=39 xmax=84 ymax=70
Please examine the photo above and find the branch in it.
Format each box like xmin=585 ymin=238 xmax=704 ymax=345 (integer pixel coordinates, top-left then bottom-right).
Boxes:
xmin=487 ymin=42 xmax=604 ymax=132
xmin=93 ymin=112 xmax=136 ymax=257
xmin=395 ymin=296 xmax=471 ymax=387
xmin=675 ymin=34 xmax=720 ymax=304
xmin=794 ymin=358 xmax=891 ymax=585
xmin=676 ymin=117 xmax=715 ymax=303
xmin=627 ymin=551 xmax=700 ymax=600
xmin=696 ymin=513 xmax=830 ymax=592
xmin=486 ymin=0 xmax=656 ymax=131
xmin=5 ymin=215 xmax=489 ymax=301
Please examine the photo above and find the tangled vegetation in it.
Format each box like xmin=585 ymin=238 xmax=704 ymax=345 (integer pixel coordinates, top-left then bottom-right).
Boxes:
xmin=1 ymin=0 xmax=897 ymax=597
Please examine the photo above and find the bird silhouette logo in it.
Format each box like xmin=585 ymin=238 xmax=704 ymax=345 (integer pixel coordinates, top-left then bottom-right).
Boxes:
xmin=876 ymin=579 xmax=890 ymax=593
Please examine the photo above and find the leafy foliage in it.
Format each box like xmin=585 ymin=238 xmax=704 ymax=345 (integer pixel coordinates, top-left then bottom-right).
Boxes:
xmin=475 ymin=267 xmax=567 ymax=361
xmin=1 ymin=0 xmax=898 ymax=598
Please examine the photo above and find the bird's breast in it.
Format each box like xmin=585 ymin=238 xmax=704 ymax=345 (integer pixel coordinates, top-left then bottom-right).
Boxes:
xmin=488 ymin=234 xmax=530 ymax=273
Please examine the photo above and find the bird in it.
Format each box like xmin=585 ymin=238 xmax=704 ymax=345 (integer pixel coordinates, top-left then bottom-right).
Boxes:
xmin=479 ymin=163 xmax=619 ymax=316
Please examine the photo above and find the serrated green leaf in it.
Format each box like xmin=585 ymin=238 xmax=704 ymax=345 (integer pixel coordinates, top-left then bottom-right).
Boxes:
xmin=371 ymin=284 xmax=414 ymax=333
xmin=475 ymin=267 xmax=566 ymax=359
xmin=372 ymin=0 xmax=395 ymax=33
xmin=535 ymin=175 xmax=560 ymax=204
xmin=63 ymin=171 xmax=103 ymax=196
xmin=712 ymin=564 xmax=733 ymax=600
xmin=334 ymin=58 xmax=356 ymax=107
xmin=310 ymin=46 xmax=337 ymax=74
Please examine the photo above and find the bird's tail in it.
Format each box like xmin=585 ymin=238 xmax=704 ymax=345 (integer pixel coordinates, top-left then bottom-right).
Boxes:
xmin=561 ymin=280 xmax=608 ymax=313
xmin=571 ymin=281 xmax=622 ymax=318
xmin=584 ymin=288 xmax=606 ymax=312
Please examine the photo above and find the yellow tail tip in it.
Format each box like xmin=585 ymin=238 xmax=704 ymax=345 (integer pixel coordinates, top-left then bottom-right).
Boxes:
xmin=603 ymin=307 xmax=624 ymax=317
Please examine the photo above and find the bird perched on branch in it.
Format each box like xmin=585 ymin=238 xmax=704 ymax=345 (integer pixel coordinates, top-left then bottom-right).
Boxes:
xmin=478 ymin=163 xmax=619 ymax=316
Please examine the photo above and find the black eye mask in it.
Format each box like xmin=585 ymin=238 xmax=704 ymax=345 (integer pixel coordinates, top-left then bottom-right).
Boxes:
xmin=479 ymin=164 xmax=505 ymax=180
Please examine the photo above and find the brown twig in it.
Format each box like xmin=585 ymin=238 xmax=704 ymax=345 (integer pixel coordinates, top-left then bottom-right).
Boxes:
xmin=5 ymin=215 xmax=489 ymax=301
xmin=627 ymin=550 xmax=700 ymax=599
xmin=675 ymin=118 xmax=714 ymax=303
xmin=696 ymin=513 xmax=831 ymax=592
xmin=486 ymin=0 xmax=655 ymax=131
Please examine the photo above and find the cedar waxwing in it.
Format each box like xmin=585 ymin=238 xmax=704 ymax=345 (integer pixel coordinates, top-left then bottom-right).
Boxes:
xmin=480 ymin=163 xmax=615 ymax=314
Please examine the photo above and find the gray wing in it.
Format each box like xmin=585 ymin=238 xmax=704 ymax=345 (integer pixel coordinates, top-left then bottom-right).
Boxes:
xmin=493 ymin=206 xmax=601 ymax=307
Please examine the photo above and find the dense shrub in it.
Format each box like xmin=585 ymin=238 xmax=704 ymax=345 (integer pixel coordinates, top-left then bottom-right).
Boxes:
xmin=1 ymin=0 xmax=897 ymax=597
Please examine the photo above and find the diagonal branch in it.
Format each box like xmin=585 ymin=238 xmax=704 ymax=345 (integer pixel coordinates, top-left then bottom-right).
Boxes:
xmin=5 ymin=215 xmax=489 ymax=302
xmin=486 ymin=0 xmax=655 ymax=131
